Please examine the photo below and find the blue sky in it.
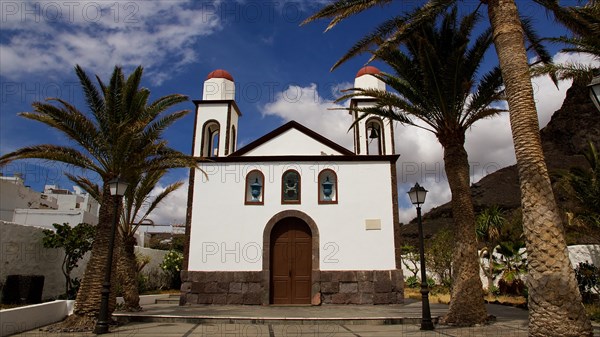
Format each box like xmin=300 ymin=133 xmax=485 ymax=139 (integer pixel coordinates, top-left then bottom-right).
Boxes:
xmin=1 ymin=0 xmax=598 ymax=225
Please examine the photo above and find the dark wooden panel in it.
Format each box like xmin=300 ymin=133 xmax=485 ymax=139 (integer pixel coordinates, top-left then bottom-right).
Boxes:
xmin=270 ymin=217 xmax=312 ymax=304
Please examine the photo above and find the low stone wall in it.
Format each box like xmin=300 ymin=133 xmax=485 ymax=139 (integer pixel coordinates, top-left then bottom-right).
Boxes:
xmin=180 ymin=269 xmax=403 ymax=306
xmin=0 ymin=300 xmax=70 ymax=337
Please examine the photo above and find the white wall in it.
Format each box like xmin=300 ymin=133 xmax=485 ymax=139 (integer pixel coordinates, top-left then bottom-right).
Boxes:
xmin=0 ymin=300 xmax=70 ymax=337
xmin=189 ymin=160 xmax=396 ymax=271
xmin=0 ymin=221 xmax=169 ymax=300
xmin=568 ymin=244 xmax=600 ymax=267
xmin=400 ymin=244 xmax=600 ymax=288
xmin=352 ymin=100 xmax=396 ymax=156
xmin=0 ymin=221 xmax=67 ymax=300
xmin=203 ymin=78 xmax=235 ymax=100
xmin=243 ymin=129 xmax=347 ymax=156
xmin=193 ymin=103 xmax=231 ymax=158
xmin=12 ymin=209 xmax=91 ymax=229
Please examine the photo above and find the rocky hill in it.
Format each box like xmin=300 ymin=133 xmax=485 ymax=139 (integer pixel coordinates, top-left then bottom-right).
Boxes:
xmin=400 ymin=78 xmax=600 ymax=246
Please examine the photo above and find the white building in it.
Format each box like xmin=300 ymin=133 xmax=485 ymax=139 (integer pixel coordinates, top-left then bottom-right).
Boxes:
xmin=182 ymin=67 xmax=404 ymax=305
xmin=0 ymin=175 xmax=100 ymax=229
xmin=0 ymin=175 xmax=58 ymax=222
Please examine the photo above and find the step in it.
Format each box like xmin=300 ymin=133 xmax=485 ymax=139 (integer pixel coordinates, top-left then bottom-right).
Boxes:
xmin=155 ymin=299 xmax=180 ymax=304
xmin=153 ymin=294 xmax=181 ymax=304
xmin=113 ymin=313 xmax=436 ymax=325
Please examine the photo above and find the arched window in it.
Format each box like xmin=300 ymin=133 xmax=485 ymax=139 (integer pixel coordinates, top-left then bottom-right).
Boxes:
xmin=318 ymin=169 xmax=338 ymax=204
xmin=245 ymin=170 xmax=264 ymax=205
xmin=366 ymin=118 xmax=384 ymax=155
xmin=230 ymin=125 xmax=236 ymax=154
xmin=281 ymin=170 xmax=301 ymax=204
xmin=211 ymin=130 xmax=220 ymax=157
xmin=202 ymin=120 xmax=220 ymax=157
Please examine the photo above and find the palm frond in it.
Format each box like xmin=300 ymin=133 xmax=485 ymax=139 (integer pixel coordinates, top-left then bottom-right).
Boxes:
xmin=332 ymin=15 xmax=405 ymax=70
xmin=521 ymin=16 xmax=558 ymax=86
xmin=531 ymin=62 xmax=597 ymax=81
xmin=0 ymin=145 xmax=101 ymax=173
xmin=65 ymin=174 xmax=102 ymax=202
xmin=301 ymin=0 xmax=392 ymax=30
xmin=75 ymin=65 xmax=106 ymax=128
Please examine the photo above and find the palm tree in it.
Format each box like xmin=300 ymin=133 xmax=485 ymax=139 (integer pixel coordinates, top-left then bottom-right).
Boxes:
xmin=476 ymin=206 xmax=506 ymax=292
xmin=0 ymin=65 xmax=197 ymax=329
xmin=73 ymin=171 xmax=184 ymax=311
xmin=337 ymin=8 xmax=504 ymax=325
xmin=476 ymin=206 xmax=506 ymax=244
xmin=120 ymin=171 xmax=184 ymax=310
xmin=304 ymin=1 xmax=592 ymax=334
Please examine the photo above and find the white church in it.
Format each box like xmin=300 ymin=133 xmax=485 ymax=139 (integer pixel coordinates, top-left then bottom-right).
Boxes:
xmin=181 ymin=67 xmax=404 ymax=305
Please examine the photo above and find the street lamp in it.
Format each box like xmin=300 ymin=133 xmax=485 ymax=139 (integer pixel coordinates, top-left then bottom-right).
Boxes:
xmin=94 ymin=178 xmax=129 ymax=334
xmin=589 ymin=75 xmax=600 ymax=113
xmin=407 ymin=182 xmax=434 ymax=330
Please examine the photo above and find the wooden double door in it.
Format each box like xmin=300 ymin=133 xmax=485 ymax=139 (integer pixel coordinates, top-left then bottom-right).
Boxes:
xmin=270 ymin=217 xmax=312 ymax=304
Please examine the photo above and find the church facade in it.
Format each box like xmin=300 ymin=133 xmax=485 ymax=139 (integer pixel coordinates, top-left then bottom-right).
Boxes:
xmin=181 ymin=67 xmax=404 ymax=305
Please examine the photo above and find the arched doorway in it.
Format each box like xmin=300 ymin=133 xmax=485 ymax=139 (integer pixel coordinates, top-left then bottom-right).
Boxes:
xmin=270 ymin=217 xmax=312 ymax=304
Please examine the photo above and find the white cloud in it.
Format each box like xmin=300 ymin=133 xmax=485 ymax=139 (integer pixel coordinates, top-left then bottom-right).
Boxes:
xmin=261 ymin=83 xmax=355 ymax=149
xmin=531 ymin=52 xmax=599 ymax=128
xmin=0 ymin=1 xmax=221 ymax=84
xmin=144 ymin=180 xmax=189 ymax=226
xmin=330 ymin=81 xmax=353 ymax=99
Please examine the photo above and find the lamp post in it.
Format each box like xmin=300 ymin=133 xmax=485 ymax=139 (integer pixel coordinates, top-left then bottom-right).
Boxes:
xmin=94 ymin=178 xmax=129 ymax=334
xmin=407 ymin=182 xmax=434 ymax=330
xmin=589 ymin=75 xmax=600 ymax=113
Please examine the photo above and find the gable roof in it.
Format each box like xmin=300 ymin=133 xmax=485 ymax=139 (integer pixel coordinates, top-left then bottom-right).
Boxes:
xmin=230 ymin=120 xmax=355 ymax=157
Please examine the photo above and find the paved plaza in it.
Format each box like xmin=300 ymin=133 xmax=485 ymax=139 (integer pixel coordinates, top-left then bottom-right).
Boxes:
xmin=12 ymin=300 xmax=600 ymax=336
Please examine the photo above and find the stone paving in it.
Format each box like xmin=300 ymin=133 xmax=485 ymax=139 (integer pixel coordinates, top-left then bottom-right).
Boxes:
xmin=12 ymin=300 xmax=600 ymax=337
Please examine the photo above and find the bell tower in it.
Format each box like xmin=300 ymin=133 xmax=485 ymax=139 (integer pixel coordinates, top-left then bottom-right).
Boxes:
xmin=349 ymin=66 xmax=395 ymax=156
xmin=193 ymin=69 xmax=241 ymax=157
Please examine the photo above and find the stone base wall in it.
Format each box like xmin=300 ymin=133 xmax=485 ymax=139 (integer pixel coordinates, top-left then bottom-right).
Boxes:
xmin=318 ymin=270 xmax=404 ymax=305
xmin=180 ymin=271 xmax=263 ymax=305
xmin=180 ymin=269 xmax=403 ymax=306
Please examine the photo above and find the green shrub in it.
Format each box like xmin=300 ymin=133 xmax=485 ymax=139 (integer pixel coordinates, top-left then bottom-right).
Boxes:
xmin=498 ymin=278 xmax=526 ymax=296
xmin=426 ymin=229 xmax=453 ymax=282
xmin=405 ymin=276 xmax=419 ymax=288
xmin=160 ymin=250 xmax=183 ymax=289
xmin=585 ymin=303 xmax=600 ymax=321
xmin=488 ymin=284 xmax=501 ymax=296
xmin=575 ymin=261 xmax=600 ymax=303
xmin=137 ymin=273 xmax=149 ymax=294
xmin=427 ymin=277 xmax=436 ymax=288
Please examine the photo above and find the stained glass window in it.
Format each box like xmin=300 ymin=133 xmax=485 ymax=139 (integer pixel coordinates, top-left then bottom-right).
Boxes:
xmin=282 ymin=170 xmax=300 ymax=203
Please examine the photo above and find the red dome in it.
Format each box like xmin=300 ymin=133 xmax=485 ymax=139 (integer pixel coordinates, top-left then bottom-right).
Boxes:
xmin=356 ymin=66 xmax=380 ymax=78
xmin=206 ymin=69 xmax=234 ymax=81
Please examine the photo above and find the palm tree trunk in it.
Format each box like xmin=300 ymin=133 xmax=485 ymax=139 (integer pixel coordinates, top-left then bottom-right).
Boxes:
xmin=487 ymin=1 xmax=591 ymax=335
xmin=63 ymin=185 xmax=119 ymax=329
xmin=118 ymin=234 xmax=141 ymax=311
xmin=440 ymin=139 xmax=488 ymax=325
